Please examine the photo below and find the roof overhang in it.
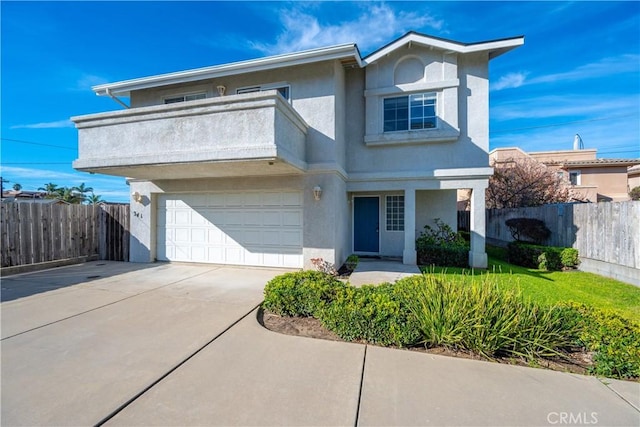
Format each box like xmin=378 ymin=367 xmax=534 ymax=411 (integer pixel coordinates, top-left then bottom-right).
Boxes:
xmin=94 ymin=43 xmax=363 ymax=97
xmin=363 ymin=31 xmax=524 ymax=65
xmin=562 ymin=159 xmax=640 ymax=168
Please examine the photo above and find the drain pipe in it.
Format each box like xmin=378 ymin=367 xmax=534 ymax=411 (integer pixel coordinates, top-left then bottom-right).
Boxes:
xmin=105 ymin=88 xmax=130 ymax=109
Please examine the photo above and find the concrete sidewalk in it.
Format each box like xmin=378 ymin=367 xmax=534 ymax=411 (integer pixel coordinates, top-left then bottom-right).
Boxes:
xmin=349 ymin=258 xmax=421 ymax=286
xmin=109 ymin=309 xmax=639 ymax=426
xmin=2 ymin=262 xmax=638 ymax=426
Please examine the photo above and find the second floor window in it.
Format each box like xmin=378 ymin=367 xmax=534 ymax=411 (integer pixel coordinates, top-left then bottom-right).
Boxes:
xmin=384 ymin=93 xmax=436 ymax=132
xmin=237 ymin=84 xmax=290 ymax=101
xmin=569 ymin=170 xmax=581 ymax=186
xmin=164 ymin=93 xmax=206 ymax=104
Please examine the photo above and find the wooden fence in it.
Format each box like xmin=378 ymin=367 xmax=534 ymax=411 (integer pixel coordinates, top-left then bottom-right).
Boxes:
xmin=1 ymin=203 xmax=130 ymax=268
xmin=484 ymin=201 xmax=639 ymax=285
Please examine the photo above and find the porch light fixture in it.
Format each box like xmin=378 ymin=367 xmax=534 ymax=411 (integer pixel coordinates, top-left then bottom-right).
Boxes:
xmin=313 ymin=186 xmax=322 ymax=201
xmin=131 ymin=191 xmax=142 ymax=203
xmin=216 ymin=85 xmax=226 ymax=96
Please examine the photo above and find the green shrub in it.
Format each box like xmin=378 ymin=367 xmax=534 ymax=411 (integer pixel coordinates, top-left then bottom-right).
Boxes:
xmin=565 ymin=303 xmax=640 ymax=379
xmin=417 ymin=245 xmax=469 ymax=268
xmin=416 ymin=218 xmax=469 ymax=267
xmin=402 ymin=274 xmax=579 ymax=359
xmin=537 ymin=248 xmax=563 ymax=271
xmin=345 ymin=254 xmax=359 ymax=270
xmin=508 ymin=242 xmax=579 ymax=271
xmin=630 ymin=186 xmax=640 ymax=201
xmin=263 ymin=270 xmax=346 ymax=317
xmin=560 ymin=248 xmax=580 ymax=268
xmin=318 ymin=283 xmax=420 ymax=347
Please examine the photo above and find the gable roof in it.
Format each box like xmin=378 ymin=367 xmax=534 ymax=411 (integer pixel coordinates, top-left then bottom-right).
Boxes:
xmin=93 ymin=31 xmax=524 ymax=98
xmin=363 ymin=31 xmax=524 ymax=65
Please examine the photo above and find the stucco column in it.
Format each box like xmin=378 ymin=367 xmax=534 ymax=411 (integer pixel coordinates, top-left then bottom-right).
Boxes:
xmin=469 ymin=188 xmax=488 ymax=268
xmin=403 ymin=188 xmax=417 ymax=265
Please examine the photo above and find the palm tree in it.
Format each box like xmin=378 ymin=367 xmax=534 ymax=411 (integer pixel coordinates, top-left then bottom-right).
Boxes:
xmin=87 ymin=192 xmax=104 ymax=205
xmin=38 ymin=182 xmax=60 ymax=198
xmin=73 ymin=182 xmax=94 ymax=203
xmin=12 ymin=183 xmax=22 ymax=191
xmin=58 ymin=187 xmax=83 ymax=204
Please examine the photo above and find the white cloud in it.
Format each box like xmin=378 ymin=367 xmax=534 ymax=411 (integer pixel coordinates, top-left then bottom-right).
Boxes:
xmin=529 ymin=55 xmax=639 ymax=84
xmin=492 ymin=94 xmax=639 ymax=121
xmin=10 ymin=119 xmax=74 ymax=129
xmin=250 ymin=3 xmax=443 ymax=55
xmin=491 ymin=72 xmax=528 ymax=91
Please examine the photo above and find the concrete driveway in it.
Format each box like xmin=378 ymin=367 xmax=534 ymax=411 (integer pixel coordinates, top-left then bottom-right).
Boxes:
xmin=2 ymin=261 xmax=638 ymax=426
xmin=1 ymin=261 xmax=288 ymax=426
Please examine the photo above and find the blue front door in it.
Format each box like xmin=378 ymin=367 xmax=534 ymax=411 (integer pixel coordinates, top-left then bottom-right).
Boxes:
xmin=354 ymin=197 xmax=379 ymax=253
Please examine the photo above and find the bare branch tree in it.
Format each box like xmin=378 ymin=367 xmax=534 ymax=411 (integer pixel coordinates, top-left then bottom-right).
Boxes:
xmin=486 ymin=157 xmax=578 ymax=209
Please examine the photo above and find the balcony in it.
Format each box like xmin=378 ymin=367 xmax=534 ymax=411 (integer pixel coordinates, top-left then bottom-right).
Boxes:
xmin=72 ymin=91 xmax=308 ymax=180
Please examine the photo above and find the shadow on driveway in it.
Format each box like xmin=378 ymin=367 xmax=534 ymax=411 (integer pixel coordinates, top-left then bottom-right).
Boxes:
xmin=1 ymin=261 xmax=159 ymax=302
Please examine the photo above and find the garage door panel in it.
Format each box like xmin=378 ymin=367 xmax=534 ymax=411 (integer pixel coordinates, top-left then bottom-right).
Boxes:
xmin=225 ymin=194 xmax=244 ymax=206
xmin=282 ymin=192 xmax=302 ymax=206
xmin=174 ymin=228 xmax=189 ymax=242
xmin=262 ymin=211 xmax=281 ymax=226
xmin=174 ymin=211 xmax=190 ymax=225
xmin=157 ymin=192 xmax=303 ymax=267
xmin=282 ymin=211 xmax=302 ymax=227
xmin=244 ymin=211 xmax=263 ymax=226
xmin=281 ymin=230 xmax=302 ymax=246
xmin=191 ymin=229 xmax=207 ymax=243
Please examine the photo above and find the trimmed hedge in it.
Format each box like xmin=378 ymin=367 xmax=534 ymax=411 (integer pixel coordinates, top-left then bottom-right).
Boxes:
xmin=507 ymin=242 xmax=579 ymax=271
xmin=416 ymin=218 xmax=469 ymax=267
xmin=262 ymin=270 xmax=346 ymax=317
xmin=417 ymin=245 xmax=469 ymax=268
xmin=319 ymin=282 xmax=420 ymax=347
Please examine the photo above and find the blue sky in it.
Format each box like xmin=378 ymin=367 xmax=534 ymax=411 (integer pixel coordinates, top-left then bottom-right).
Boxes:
xmin=2 ymin=1 xmax=639 ymax=203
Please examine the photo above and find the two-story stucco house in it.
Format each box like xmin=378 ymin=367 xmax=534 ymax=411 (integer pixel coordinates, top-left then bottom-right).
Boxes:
xmin=73 ymin=31 xmax=523 ymax=270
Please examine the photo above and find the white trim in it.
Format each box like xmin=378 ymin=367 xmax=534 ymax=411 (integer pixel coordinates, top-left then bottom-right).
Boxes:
xmin=364 ymin=79 xmax=459 ymax=97
xmin=363 ymin=33 xmax=524 ymax=65
xmin=94 ymin=44 xmax=361 ymax=97
xmin=352 ymin=195 xmax=381 ymax=255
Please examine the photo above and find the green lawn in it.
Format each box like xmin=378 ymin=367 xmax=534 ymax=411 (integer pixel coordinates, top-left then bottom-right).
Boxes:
xmin=421 ymin=246 xmax=640 ymax=323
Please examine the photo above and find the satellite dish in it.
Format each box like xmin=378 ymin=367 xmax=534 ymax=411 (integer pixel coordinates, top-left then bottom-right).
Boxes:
xmin=573 ymin=134 xmax=584 ymax=150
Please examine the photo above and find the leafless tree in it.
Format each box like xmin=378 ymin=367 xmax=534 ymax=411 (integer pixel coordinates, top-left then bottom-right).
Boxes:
xmin=486 ymin=157 xmax=578 ymax=209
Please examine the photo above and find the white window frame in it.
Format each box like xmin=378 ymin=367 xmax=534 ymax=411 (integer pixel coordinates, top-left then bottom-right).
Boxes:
xmin=385 ymin=195 xmax=405 ymax=232
xmin=163 ymin=92 xmax=207 ymax=104
xmin=383 ymin=92 xmax=437 ymax=133
xmin=236 ymin=82 xmax=291 ymax=101
xmin=569 ymin=170 xmax=581 ymax=186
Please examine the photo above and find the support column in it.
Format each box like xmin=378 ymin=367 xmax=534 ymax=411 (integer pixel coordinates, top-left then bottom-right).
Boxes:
xmin=403 ymin=188 xmax=417 ymax=265
xmin=469 ymin=187 xmax=488 ymax=268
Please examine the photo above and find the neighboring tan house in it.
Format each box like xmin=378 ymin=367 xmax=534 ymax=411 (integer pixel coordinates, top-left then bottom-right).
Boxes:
xmin=629 ymin=165 xmax=640 ymax=192
xmin=72 ymin=31 xmax=524 ymax=269
xmin=489 ymin=147 xmax=640 ymax=202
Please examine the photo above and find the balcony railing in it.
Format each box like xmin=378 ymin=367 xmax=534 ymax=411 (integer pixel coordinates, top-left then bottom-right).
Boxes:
xmin=72 ymin=91 xmax=308 ymax=179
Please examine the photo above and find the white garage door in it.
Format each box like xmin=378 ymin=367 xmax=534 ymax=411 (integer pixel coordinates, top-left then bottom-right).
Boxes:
xmin=157 ymin=191 xmax=303 ymax=268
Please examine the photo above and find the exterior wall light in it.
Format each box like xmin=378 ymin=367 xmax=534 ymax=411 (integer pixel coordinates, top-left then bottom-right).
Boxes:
xmin=131 ymin=191 xmax=142 ymax=203
xmin=313 ymin=186 xmax=322 ymax=201
xmin=217 ymin=85 xmax=226 ymax=96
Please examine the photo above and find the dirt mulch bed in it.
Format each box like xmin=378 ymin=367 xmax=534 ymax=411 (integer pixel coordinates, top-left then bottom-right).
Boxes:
xmin=259 ymin=309 xmax=592 ymax=376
